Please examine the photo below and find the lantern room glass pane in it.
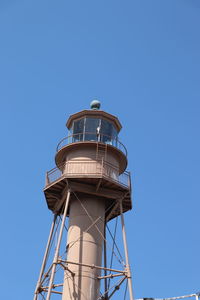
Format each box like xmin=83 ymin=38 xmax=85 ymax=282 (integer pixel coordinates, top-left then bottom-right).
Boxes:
xmin=111 ymin=126 xmax=118 ymax=146
xmin=112 ymin=126 xmax=117 ymax=139
xmin=85 ymin=118 xmax=100 ymax=141
xmin=101 ymin=119 xmax=113 ymax=143
xmin=72 ymin=118 xmax=84 ymax=142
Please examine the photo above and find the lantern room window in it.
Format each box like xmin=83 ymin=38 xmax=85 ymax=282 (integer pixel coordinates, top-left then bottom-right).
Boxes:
xmin=69 ymin=117 xmax=118 ymax=144
xmin=85 ymin=118 xmax=100 ymax=141
xmin=72 ymin=118 xmax=84 ymax=142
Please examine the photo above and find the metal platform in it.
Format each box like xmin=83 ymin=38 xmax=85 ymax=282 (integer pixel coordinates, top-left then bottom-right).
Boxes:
xmin=44 ymin=159 xmax=132 ymax=220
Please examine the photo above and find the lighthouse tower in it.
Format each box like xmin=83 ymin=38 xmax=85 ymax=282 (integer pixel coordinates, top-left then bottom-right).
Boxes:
xmin=33 ymin=101 xmax=133 ymax=300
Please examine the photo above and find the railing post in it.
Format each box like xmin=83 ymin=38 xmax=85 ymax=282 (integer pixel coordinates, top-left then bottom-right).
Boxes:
xmin=129 ymin=172 xmax=132 ymax=191
xmin=127 ymin=172 xmax=130 ymax=189
xmin=45 ymin=172 xmax=49 ymax=186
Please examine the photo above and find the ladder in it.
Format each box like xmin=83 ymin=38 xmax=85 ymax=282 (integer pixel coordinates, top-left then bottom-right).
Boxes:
xmin=96 ymin=142 xmax=108 ymax=162
xmin=95 ymin=142 xmax=108 ymax=190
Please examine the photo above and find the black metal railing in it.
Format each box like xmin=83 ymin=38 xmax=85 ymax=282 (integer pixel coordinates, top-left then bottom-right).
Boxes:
xmin=56 ymin=132 xmax=127 ymax=156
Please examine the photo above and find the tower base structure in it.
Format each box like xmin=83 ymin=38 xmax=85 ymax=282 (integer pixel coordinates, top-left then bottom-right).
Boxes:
xmin=33 ymin=181 xmax=133 ymax=300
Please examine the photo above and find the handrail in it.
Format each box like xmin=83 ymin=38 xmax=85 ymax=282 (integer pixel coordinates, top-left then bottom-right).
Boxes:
xmin=56 ymin=132 xmax=127 ymax=157
xmin=45 ymin=159 xmax=130 ymax=189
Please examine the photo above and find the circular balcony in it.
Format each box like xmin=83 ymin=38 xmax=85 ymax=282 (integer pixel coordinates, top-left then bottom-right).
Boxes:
xmin=44 ymin=159 xmax=132 ymax=219
xmin=56 ymin=132 xmax=127 ymax=157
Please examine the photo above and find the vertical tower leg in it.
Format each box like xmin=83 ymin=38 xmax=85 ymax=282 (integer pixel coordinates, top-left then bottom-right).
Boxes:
xmin=33 ymin=214 xmax=58 ymax=300
xmin=104 ymin=223 xmax=108 ymax=300
xmin=46 ymin=189 xmax=71 ymax=300
xmin=120 ymin=200 xmax=134 ymax=300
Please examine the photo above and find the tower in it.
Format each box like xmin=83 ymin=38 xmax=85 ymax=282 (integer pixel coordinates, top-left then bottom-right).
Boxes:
xmin=33 ymin=100 xmax=133 ymax=300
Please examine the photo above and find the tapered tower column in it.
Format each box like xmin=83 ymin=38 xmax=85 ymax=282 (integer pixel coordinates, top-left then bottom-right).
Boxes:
xmin=62 ymin=197 xmax=105 ymax=300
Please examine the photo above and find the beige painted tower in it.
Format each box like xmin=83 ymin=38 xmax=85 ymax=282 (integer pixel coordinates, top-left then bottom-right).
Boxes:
xmin=34 ymin=101 xmax=133 ymax=300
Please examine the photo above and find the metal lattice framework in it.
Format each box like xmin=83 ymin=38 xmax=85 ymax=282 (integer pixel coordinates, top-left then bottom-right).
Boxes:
xmin=33 ymin=188 xmax=134 ymax=300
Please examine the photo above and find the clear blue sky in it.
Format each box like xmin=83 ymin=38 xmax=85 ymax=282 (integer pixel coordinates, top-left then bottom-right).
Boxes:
xmin=0 ymin=1 xmax=200 ymax=299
